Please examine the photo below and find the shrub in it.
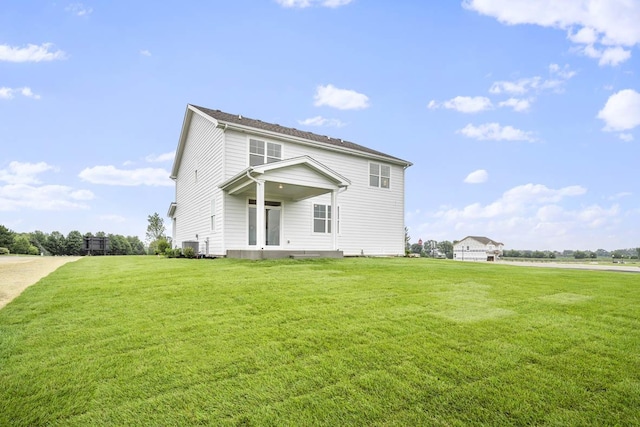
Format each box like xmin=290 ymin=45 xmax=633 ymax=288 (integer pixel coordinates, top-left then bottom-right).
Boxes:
xmin=183 ymin=247 xmax=196 ymax=259
xmin=28 ymin=245 xmax=40 ymax=256
xmin=157 ymin=238 xmax=171 ymax=254
xmin=165 ymin=248 xmax=183 ymax=258
xmin=0 ymin=247 xmax=9 ymax=255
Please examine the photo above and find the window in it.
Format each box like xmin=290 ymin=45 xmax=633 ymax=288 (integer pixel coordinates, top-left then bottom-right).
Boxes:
xmin=313 ymin=204 xmax=339 ymax=234
xmin=369 ymin=163 xmax=390 ymax=188
xmin=250 ymin=139 xmax=281 ymax=166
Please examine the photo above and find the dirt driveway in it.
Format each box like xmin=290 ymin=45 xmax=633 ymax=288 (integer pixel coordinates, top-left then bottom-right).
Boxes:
xmin=0 ymin=256 xmax=81 ymax=310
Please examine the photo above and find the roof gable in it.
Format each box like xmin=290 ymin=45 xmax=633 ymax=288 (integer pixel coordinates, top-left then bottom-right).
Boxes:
xmin=219 ymin=156 xmax=349 ymax=201
xmin=190 ymin=105 xmax=412 ymax=166
xmin=459 ymin=236 xmax=503 ymax=246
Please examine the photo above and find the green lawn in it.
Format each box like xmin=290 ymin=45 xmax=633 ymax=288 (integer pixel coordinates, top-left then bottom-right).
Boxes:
xmin=1 ymin=257 xmax=639 ymax=426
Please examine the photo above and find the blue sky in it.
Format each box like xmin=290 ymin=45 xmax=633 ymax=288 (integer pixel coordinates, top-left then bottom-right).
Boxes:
xmin=1 ymin=0 xmax=639 ymax=251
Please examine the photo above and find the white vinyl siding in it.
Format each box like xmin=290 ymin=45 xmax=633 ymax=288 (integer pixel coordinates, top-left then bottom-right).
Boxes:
xmin=263 ymin=164 xmax=337 ymax=189
xmin=173 ymin=112 xmax=225 ymax=255
xmin=210 ymin=199 xmax=216 ymax=232
xmin=282 ymin=142 xmax=405 ymax=255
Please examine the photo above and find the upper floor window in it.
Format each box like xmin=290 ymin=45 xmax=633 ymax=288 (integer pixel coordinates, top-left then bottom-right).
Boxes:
xmin=369 ymin=163 xmax=390 ymax=188
xmin=250 ymin=139 xmax=282 ymax=166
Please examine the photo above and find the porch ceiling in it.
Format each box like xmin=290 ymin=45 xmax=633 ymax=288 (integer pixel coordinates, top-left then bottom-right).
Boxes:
xmin=229 ymin=180 xmax=334 ymax=201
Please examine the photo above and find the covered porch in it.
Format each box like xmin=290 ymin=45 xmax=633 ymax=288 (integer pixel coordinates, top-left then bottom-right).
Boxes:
xmin=219 ymin=156 xmax=350 ymax=258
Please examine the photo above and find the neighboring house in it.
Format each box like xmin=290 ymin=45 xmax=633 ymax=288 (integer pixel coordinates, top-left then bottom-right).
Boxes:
xmin=453 ymin=236 xmax=504 ymax=262
xmin=168 ymin=105 xmax=412 ymax=259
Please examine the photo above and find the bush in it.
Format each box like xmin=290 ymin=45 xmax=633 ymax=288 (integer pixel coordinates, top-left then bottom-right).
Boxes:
xmin=28 ymin=245 xmax=40 ymax=256
xmin=183 ymin=247 xmax=196 ymax=259
xmin=165 ymin=248 xmax=182 ymax=258
xmin=157 ymin=239 xmax=171 ymax=254
xmin=0 ymin=247 xmax=9 ymax=255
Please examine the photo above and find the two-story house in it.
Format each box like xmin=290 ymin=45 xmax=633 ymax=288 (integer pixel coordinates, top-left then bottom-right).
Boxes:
xmin=453 ymin=236 xmax=504 ymax=262
xmin=167 ymin=105 xmax=412 ymax=259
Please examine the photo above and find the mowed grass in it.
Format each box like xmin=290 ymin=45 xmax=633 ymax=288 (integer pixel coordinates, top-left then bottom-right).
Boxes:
xmin=1 ymin=257 xmax=639 ymax=426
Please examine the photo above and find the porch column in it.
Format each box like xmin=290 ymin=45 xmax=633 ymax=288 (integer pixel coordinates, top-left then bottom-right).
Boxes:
xmin=331 ymin=189 xmax=338 ymax=250
xmin=256 ymin=180 xmax=265 ymax=249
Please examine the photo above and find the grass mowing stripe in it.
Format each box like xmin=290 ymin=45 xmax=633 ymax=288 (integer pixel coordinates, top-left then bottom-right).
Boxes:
xmin=1 ymin=257 xmax=638 ymax=426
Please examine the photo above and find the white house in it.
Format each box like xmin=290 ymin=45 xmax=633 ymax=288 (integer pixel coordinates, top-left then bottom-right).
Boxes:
xmin=453 ymin=236 xmax=504 ymax=262
xmin=167 ymin=105 xmax=412 ymax=259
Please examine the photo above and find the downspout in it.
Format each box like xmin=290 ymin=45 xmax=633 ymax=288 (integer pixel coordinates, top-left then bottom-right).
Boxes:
xmin=332 ymin=185 xmax=348 ymax=252
xmin=245 ymin=169 xmax=258 ymax=183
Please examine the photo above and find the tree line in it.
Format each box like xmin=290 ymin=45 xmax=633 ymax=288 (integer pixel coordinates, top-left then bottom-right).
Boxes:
xmin=0 ymin=225 xmax=146 ymax=256
xmin=503 ymin=248 xmax=639 ymax=260
xmin=404 ymin=229 xmax=454 ymax=258
xmin=0 ymin=213 xmax=171 ymax=256
xmin=404 ymin=229 xmax=639 ymax=260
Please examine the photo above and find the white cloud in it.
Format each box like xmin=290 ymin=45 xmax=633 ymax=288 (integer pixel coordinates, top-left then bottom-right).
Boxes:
xmin=435 ymin=183 xmax=587 ymax=220
xmin=298 ymin=116 xmax=346 ymax=127
xmin=321 ymin=0 xmax=352 ymax=6
xmin=66 ymin=3 xmax=93 ymax=16
xmin=437 ymin=96 xmax=493 ymax=113
xmin=0 ymin=161 xmax=94 ymax=211
xmin=489 ymin=78 xmax=537 ymax=95
xmin=0 ymin=184 xmax=94 ymax=211
xmin=568 ymin=27 xmax=599 ymax=45
xmin=70 ymin=189 xmax=95 ymax=200
xmin=597 ymin=89 xmax=640 ymax=132
xmin=20 ymin=87 xmax=41 ymax=99
xmin=0 ymin=161 xmax=58 ymax=184
xmin=145 ymin=152 xmax=175 ymax=163
xmin=609 ymin=192 xmax=632 ymax=200
xmin=498 ymin=98 xmax=530 ymax=112
xmin=99 ymin=214 xmax=127 ymax=223
xmin=313 ymin=84 xmax=369 ymax=110
xmin=549 ymin=63 xmax=576 ymax=80
xmin=619 ymin=133 xmax=634 ymax=142
xmin=275 ymin=0 xmax=352 ymax=7
xmin=490 ymin=65 xmax=575 ymax=96
xmin=0 ymin=43 xmax=66 ymax=62
xmin=140 ymin=49 xmax=152 ymax=57
xmin=598 ymin=46 xmax=632 ymax=66
xmin=0 ymin=87 xmax=41 ymax=100
xmin=78 ymin=165 xmax=173 ymax=187
xmin=463 ymin=0 xmax=640 ymax=65
xmin=0 ymin=87 xmax=13 ymax=99
xmin=413 ymin=182 xmax=626 ymax=250
xmin=458 ymin=123 xmax=536 ymax=142
xmin=276 ymin=0 xmax=311 ymax=6
xmin=579 ymin=44 xmax=632 ymax=66
xmin=464 ymin=169 xmax=488 ymax=184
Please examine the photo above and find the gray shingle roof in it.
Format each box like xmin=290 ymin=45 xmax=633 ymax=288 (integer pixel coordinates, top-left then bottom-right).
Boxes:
xmin=191 ymin=105 xmax=411 ymax=165
xmin=464 ymin=236 xmax=504 ymax=246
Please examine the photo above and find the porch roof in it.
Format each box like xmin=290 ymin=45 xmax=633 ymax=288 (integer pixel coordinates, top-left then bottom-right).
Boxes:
xmin=219 ymin=156 xmax=350 ymax=201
